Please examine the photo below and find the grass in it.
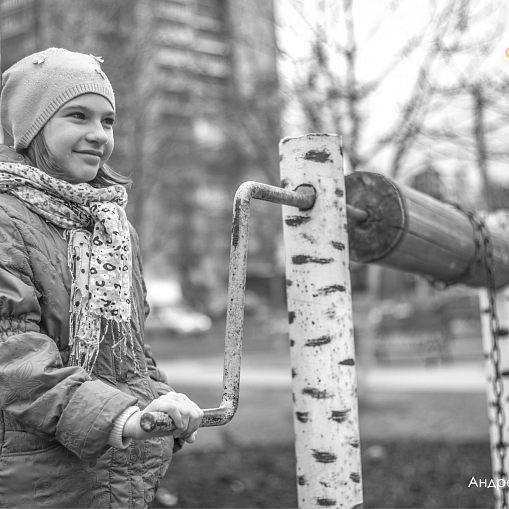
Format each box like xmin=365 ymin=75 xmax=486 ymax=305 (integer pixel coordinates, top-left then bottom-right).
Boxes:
xmin=151 ymin=440 xmax=494 ymax=508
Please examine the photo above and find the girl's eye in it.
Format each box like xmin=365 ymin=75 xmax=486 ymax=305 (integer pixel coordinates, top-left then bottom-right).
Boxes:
xmin=71 ymin=112 xmax=86 ymax=120
xmin=103 ymin=118 xmax=115 ymax=127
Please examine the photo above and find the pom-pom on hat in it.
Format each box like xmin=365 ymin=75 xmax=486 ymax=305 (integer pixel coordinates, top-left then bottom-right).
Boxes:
xmin=1 ymin=47 xmax=115 ymax=151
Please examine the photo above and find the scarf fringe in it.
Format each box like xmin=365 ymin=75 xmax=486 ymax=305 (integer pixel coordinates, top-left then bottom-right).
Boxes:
xmin=68 ymin=315 xmax=137 ymax=375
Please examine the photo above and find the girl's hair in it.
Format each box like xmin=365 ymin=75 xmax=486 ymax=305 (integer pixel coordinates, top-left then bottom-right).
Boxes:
xmin=20 ymin=130 xmax=132 ymax=189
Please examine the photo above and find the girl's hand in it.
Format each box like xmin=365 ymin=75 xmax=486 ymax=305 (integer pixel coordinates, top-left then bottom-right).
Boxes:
xmin=122 ymin=392 xmax=203 ymax=441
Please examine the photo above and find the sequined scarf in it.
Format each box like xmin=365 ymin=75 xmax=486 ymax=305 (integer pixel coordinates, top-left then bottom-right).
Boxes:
xmin=0 ymin=162 xmax=132 ymax=374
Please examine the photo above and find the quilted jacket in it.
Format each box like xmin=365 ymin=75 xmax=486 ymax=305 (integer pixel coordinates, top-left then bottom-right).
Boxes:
xmin=0 ymin=182 xmax=174 ymax=507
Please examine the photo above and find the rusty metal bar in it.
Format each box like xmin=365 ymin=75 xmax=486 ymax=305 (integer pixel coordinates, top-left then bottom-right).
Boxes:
xmin=347 ymin=203 xmax=369 ymax=223
xmin=141 ymin=181 xmax=317 ymax=433
xmin=280 ymin=134 xmax=363 ymax=509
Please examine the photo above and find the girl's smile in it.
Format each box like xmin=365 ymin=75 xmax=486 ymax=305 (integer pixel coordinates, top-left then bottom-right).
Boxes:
xmin=42 ymin=93 xmax=115 ymax=184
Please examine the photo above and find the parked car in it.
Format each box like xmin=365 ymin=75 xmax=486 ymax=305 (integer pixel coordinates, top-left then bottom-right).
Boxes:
xmin=144 ymin=279 xmax=212 ymax=335
xmin=146 ymin=303 xmax=212 ymax=334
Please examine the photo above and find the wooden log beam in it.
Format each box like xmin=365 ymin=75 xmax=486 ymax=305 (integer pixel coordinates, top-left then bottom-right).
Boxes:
xmin=345 ymin=171 xmax=509 ymax=288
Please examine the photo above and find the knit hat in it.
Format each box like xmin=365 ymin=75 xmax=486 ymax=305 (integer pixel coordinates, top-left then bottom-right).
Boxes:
xmin=1 ymin=47 xmax=115 ymax=151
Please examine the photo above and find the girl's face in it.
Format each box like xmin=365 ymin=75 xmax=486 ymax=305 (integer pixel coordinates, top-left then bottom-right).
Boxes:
xmin=42 ymin=93 xmax=115 ymax=184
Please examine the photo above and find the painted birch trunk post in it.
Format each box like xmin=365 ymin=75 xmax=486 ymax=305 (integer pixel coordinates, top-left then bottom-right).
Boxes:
xmin=280 ymin=134 xmax=362 ymax=509
xmin=346 ymin=172 xmax=509 ymax=508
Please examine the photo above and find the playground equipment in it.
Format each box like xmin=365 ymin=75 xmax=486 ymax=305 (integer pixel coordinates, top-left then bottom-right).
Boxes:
xmin=144 ymin=132 xmax=509 ymax=509
xmin=346 ymin=169 xmax=509 ymax=509
xmin=280 ymin=135 xmax=362 ymax=508
xmin=143 ymin=133 xmax=363 ymax=508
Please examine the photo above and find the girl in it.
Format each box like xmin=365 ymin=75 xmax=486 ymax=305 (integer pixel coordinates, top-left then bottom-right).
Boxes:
xmin=0 ymin=47 xmax=203 ymax=508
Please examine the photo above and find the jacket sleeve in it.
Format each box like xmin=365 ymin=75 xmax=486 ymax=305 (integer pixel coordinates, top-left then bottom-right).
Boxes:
xmin=0 ymin=205 xmax=137 ymax=462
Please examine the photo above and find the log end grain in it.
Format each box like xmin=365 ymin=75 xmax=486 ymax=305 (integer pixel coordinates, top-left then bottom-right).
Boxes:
xmin=346 ymin=172 xmax=406 ymax=263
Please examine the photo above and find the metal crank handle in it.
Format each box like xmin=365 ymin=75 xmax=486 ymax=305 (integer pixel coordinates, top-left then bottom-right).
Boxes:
xmin=140 ymin=408 xmax=221 ymax=432
xmin=140 ymin=411 xmax=177 ymax=432
xmin=139 ymin=182 xmax=319 ymax=435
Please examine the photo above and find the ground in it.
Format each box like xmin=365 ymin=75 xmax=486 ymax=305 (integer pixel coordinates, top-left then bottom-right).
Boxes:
xmin=146 ymin=311 xmax=496 ymax=508
xmin=150 ymin=440 xmax=493 ymax=508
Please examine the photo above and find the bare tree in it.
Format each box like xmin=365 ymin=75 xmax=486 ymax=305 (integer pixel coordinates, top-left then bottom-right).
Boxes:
xmin=401 ymin=0 xmax=509 ymax=210
xmin=279 ymin=0 xmax=508 ymax=200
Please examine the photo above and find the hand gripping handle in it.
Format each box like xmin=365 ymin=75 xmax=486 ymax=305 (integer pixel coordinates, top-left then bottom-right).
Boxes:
xmin=140 ymin=408 xmax=222 ymax=432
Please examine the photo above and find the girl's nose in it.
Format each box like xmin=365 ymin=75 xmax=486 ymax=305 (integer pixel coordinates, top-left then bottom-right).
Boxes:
xmin=86 ymin=123 xmax=109 ymax=145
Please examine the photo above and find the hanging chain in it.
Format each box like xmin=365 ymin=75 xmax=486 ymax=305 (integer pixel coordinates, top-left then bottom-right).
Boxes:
xmin=478 ymin=215 xmax=508 ymax=507
xmin=465 ymin=210 xmax=507 ymax=507
xmin=428 ymin=204 xmax=507 ymax=506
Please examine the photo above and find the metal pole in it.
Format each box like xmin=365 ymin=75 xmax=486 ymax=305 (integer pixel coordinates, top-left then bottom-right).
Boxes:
xmin=280 ymin=133 xmax=363 ymax=509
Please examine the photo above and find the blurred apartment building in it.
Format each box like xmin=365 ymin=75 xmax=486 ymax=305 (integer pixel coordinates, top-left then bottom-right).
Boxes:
xmin=1 ymin=0 xmax=282 ymax=313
